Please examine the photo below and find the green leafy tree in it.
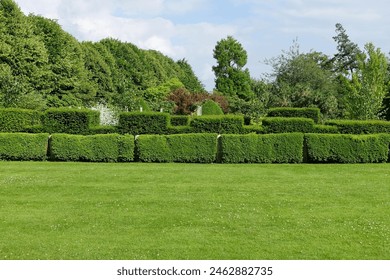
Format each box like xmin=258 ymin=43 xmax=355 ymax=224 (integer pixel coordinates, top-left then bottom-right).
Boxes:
xmin=345 ymin=43 xmax=388 ymax=120
xmin=212 ymin=36 xmax=254 ymax=101
xmin=177 ymin=59 xmax=205 ymax=93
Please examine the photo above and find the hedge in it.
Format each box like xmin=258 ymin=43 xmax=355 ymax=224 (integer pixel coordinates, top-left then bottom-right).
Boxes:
xmin=118 ymin=112 xmax=170 ymax=135
xmin=267 ymin=107 xmax=321 ymax=123
xmin=136 ymin=133 xmax=218 ymax=163
xmin=201 ymin=100 xmax=224 ymax=115
xmin=49 ymin=134 xmax=134 ymax=162
xmin=304 ymin=134 xmax=389 ymax=163
xmin=170 ymin=115 xmax=190 ymax=126
xmin=42 ymin=108 xmax=100 ymax=135
xmin=262 ymin=117 xmax=314 ymax=133
xmin=325 ymin=120 xmax=390 ymax=134
xmin=190 ymin=115 xmax=244 ymax=134
xmin=0 ymin=133 xmax=49 ymax=161
xmin=0 ymin=108 xmax=42 ymax=132
xmin=218 ymin=133 xmax=304 ymax=163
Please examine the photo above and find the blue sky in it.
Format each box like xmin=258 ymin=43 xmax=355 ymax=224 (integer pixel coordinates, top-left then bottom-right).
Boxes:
xmin=15 ymin=0 xmax=390 ymax=90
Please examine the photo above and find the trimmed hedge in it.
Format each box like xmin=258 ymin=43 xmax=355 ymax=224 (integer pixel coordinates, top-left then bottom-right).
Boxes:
xmin=0 ymin=133 xmax=49 ymax=161
xmin=312 ymin=124 xmax=339 ymax=134
xmin=42 ymin=108 xmax=100 ymax=135
xmin=190 ymin=115 xmax=244 ymax=134
xmin=49 ymin=134 xmax=134 ymax=162
xmin=305 ymin=134 xmax=389 ymax=163
xmin=201 ymin=100 xmax=224 ymax=115
xmin=0 ymin=108 xmax=42 ymax=132
xmin=136 ymin=133 xmax=218 ymax=163
xmin=170 ymin=115 xmax=190 ymax=126
xmin=218 ymin=133 xmax=304 ymax=163
xmin=118 ymin=112 xmax=170 ymax=135
xmin=89 ymin=125 xmax=118 ymax=135
xmin=262 ymin=117 xmax=314 ymax=133
xmin=267 ymin=107 xmax=321 ymax=123
xmin=325 ymin=120 xmax=390 ymax=134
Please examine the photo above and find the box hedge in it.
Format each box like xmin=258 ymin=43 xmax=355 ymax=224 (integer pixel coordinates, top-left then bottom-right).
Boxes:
xmin=267 ymin=107 xmax=321 ymax=123
xmin=170 ymin=115 xmax=190 ymax=126
xmin=118 ymin=112 xmax=170 ymax=135
xmin=190 ymin=115 xmax=244 ymax=134
xmin=325 ymin=120 xmax=390 ymax=134
xmin=262 ymin=117 xmax=314 ymax=133
xmin=218 ymin=133 xmax=304 ymax=163
xmin=42 ymin=108 xmax=100 ymax=134
xmin=49 ymin=134 xmax=134 ymax=162
xmin=0 ymin=108 xmax=42 ymax=132
xmin=136 ymin=133 xmax=218 ymax=163
xmin=0 ymin=133 xmax=49 ymax=161
xmin=304 ymin=134 xmax=389 ymax=163
xmin=201 ymin=100 xmax=224 ymax=115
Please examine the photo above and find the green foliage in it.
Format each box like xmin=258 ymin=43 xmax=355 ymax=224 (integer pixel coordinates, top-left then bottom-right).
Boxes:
xmin=136 ymin=133 xmax=217 ymax=163
xmin=262 ymin=117 xmax=314 ymax=133
xmin=267 ymin=107 xmax=321 ymax=123
xmin=213 ymin=36 xmax=254 ymax=101
xmin=325 ymin=119 xmax=390 ymax=134
xmin=176 ymin=59 xmax=205 ymax=93
xmin=0 ymin=108 xmax=41 ymax=132
xmin=0 ymin=132 xmax=48 ymax=160
xmin=201 ymin=100 xmax=224 ymax=115
xmin=49 ymin=134 xmax=134 ymax=162
xmin=190 ymin=115 xmax=244 ymax=134
xmin=305 ymin=133 xmax=388 ymax=163
xmin=170 ymin=115 xmax=190 ymax=126
xmin=218 ymin=133 xmax=303 ymax=163
xmin=89 ymin=125 xmax=118 ymax=135
xmin=312 ymin=124 xmax=339 ymax=134
xmin=42 ymin=108 xmax=100 ymax=134
xmin=118 ymin=112 xmax=170 ymax=135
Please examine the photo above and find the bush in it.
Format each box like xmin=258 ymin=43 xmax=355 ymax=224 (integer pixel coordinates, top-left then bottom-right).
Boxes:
xmin=262 ymin=117 xmax=314 ymax=133
xmin=0 ymin=108 xmax=42 ymax=132
xmin=190 ymin=115 xmax=244 ymax=134
xmin=242 ymin=125 xmax=265 ymax=134
xmin=49 ymin=134 xmax=134 ymax=162
xmin=267 ymin=107 xmax=321 ymax=123
xmin=312 ymin=124 xmax=339 ymax=134
xmin=89 ymin=125 xmax=118 ymax=135
xmin=166 ymin=126 xmax=194 ymax=135
xmin=0 ymin=133 xmax=49 ymax=161
xmin=118 ymin=112 xmax=170 ymax=135
xmin=42 ymin=108 xmax=100 ymax=134
xmin=136 ymin=133 xmax=218 ymax=163
xmin=325 ymin=120 xmax=390 ymax=134
xmin=218 ymin=133 xmax=304 ymax=163
xmin=201 ymin=100 xmax=224 ymax=115
xmin=170 ymin=115 xmax=190 ymax=126
xmin=304 ymin=134 xmax=388 ymax=163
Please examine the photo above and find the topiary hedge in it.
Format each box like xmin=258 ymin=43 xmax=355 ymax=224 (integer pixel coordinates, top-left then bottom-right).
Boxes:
xmin=304 ymin=133 xmax=389 ymax=163
xmin=262 ymin=117 xmax=314 ymax=133
xmin=267 ymin=107 xmax=321 ymax=123
xmin=325 ymin=120 xmax=390 ymax=134
xmin=136 ymin=133 xmax=218 ymax=163
xmin=0 ymin=133 xmax=49 ymax=161
xmin=0 ymin=108 xmax=42 ymax=132
xmin=201 ymin=100 xmax=224 ymax=115
xmin=42 ymin=108 xmax=100 ymax=135
xmin=118 ymin=112 xmax=170 ymax=135
xmin=170 ymin=115 xmax=190 ymax=126
xmin=49 ymin=134 xmax=134 ymax=162
xmin=218 ymin=133 xmax=304 ymax=163
xmin=190 ymin=115 xmax=244 ymax=134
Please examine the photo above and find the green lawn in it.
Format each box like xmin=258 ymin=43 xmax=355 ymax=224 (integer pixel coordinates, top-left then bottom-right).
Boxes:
xmin=0 ymin=162 xmax=389 ymax=260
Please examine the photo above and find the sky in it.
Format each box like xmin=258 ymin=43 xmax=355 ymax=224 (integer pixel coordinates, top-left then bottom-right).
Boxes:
xmin=15 ymin=0 xmax=390 ymax=91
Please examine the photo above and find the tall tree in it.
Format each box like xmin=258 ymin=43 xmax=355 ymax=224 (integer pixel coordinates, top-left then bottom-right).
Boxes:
xmin=212 ymin=36 xmax=253 ymax=101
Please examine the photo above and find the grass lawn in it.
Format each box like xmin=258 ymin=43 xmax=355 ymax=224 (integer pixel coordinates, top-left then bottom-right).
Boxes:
xmin=0 ymin=161 xmax=389 ymax=260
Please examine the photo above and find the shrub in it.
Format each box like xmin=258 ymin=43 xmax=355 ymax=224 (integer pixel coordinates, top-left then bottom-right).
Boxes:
xmin=312 ymin=124 xmax=339 ymax=134
xmin=304 ymin=134 xmax=388 ymax=163
xmin=166 ymin=126 xmax=194 ymax=135
xmin=218 ymin=133 xmax=304 ymax=163
xmin=325 ymin=120 xmax=390 ymax=134
xmin=267 ymin=107 xmax=321 ymax=123
xmin=190 ymin=115 xmax=244 ymax=134
xmin=242 ymin=125 xmax=265 ymax=134
xmin=89 ymin=125 xmax=118 ymax=135
xmin=118 ymin=112 xmax=170 ymax=135
xmin=0 ymin=108 xmax=42 ymax=132
xmin=170 ymin=115 xmax=190 ymax=126
xmin=201 ymin=100 xmax=224 ymax=115
xmin=262 ymin=117 xmax=314 ymax=133
xmin=49 ymin=134 xmax=134 ymax=162
xmin=0 ymin=133 xmax=49 ymax=161
xmin=136 ymin=133 xmax=218 ymax=163
xmin=42 ymin=108 xmax=100 ymax=134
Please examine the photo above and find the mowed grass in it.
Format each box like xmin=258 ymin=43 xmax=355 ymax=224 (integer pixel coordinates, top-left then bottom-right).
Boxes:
xmin=0 ymin=162 xmax=389 ymax=260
